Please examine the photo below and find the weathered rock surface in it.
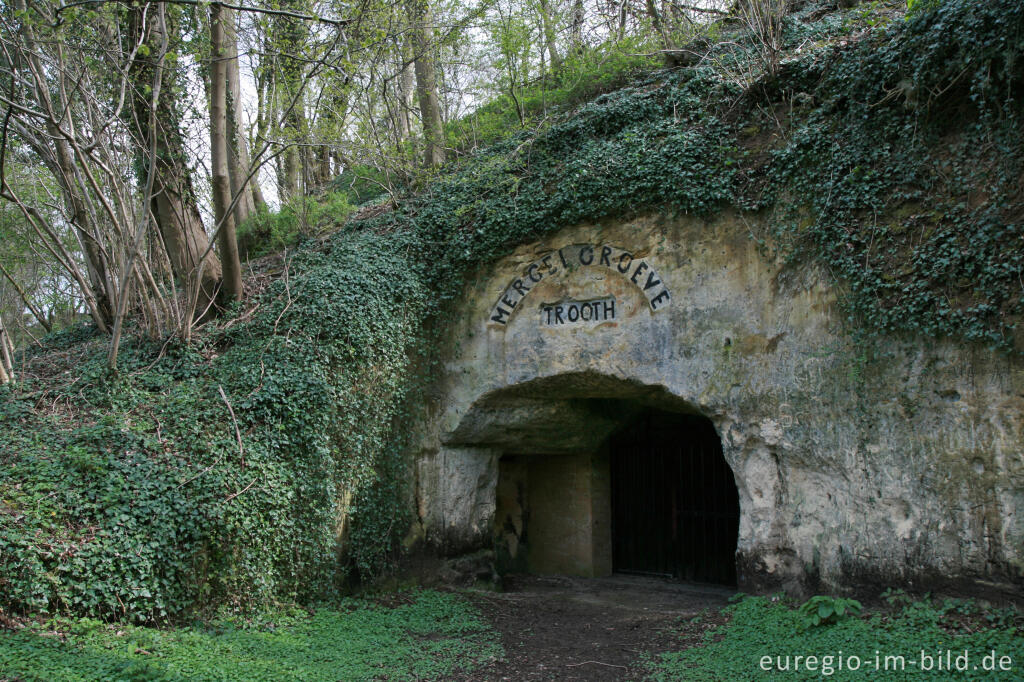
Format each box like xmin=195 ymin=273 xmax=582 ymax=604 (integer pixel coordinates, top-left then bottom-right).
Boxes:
xmin=411 ymin=210 xmax=1024 ymax=598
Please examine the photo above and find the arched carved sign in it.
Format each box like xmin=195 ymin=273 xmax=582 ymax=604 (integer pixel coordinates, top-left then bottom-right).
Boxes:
xmin=488 ymin=243 xmax=671 ymax=327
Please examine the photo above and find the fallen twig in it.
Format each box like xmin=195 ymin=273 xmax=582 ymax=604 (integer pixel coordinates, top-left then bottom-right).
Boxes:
xmin=225 ymin=476 xmax=258 ymax=503
xmin=566 ymin=660 xmax=626 ymax=669
xmin=218 ymin=384 xmax=245 ymax=469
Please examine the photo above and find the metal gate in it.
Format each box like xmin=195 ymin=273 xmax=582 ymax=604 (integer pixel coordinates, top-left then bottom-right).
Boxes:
xmin=610 ymin=410 xmax=739 ymax=585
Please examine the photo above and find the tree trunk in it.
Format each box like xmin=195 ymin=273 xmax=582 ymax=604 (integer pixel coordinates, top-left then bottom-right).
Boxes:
xmin=0 ymin=314 xmax=13 ymax=384
xmin=210 ymin=2 xmax=244 ymax=303
xmin=408 ymin=0 xmax=446 ymax=168
xmin=253 ymin=61 xmax=271 ymax=208
xmin=58 ymin=145 xmax=115 ymax=330
xmin=646 ymin=0 xmax=675 ymax=52
xmin=273 ymin=2 xmax=309 ymax=200
xmin=570 ymin=0 xmax=585 ymax=50
xmin=128 ymin=1 xmax=222 ymax=319
xmin=279 ymin=118 xmax=302 ymax=201
xmin=397 ymin=35 xmax=415 ymax=142
xmin=223 ymin=6 xmax=259 ymax=225
xmin=539 ymin=0 xmax=561 ymax=71
xmin=317 ymin=145 xmax=331 ymax=186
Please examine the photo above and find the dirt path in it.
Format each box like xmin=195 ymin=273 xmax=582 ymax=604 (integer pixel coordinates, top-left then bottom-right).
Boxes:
xmin=451 ymin=575 xmax=734 ymax=681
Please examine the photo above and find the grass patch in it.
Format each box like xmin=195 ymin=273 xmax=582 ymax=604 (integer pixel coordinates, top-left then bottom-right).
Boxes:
xmin=646 ymin=594 xmax=1023 ymax=680
xmin=446 ymin=37 xmax=660 ymax=154
xmin=0 ymin=590 xmax=500 ymax=681
xmin=237 ymin=191 xmax=356 ymax=260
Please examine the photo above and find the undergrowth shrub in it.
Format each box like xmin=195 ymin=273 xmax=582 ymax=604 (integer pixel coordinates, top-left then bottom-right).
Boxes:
xmin=237 ymin=192 xmax=354 ymax=260
xmin=799 ymin=595 xmax=863 ymax=627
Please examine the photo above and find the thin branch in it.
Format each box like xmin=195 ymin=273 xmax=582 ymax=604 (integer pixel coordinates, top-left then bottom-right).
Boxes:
xmin=218 ymin=384 xmax=246 ymax=469
xmin=0 ymin=261 xmax=51 ymax=332
xmin=224 ymin=476 xmax=258 ymax=503
xmin=54 ymin=0 xmax=352 ymax=27
xmin=671 ymin=2 xmax=729 ymax=17
xmin=565 ymin=661 xmax=626 ymax=669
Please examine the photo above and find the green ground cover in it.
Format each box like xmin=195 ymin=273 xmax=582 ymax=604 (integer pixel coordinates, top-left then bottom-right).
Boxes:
xmin=0 ymin=590 xmax=500 ymax=681
xmin=647 ymin=594 xmax=1023 ymax=681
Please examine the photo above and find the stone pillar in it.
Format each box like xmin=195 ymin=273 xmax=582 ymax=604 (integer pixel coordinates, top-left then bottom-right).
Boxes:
xmin=418 ymin=446 xmax=499 ymax=553
xmin=522 ymin=452 xmax=612 ymax=577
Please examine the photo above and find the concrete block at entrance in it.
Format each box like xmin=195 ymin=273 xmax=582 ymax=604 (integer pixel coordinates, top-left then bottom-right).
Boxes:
xmin=495 ymin=452 xmax=612 ymax=578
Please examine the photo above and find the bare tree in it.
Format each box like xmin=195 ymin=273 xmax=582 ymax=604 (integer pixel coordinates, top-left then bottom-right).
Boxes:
xmin=210 ymin=1 xmax=244 ymax=302
xmin=0 ymin=0 xmax=404 ymax=366
xmin=3 ymin=0 xmax=119 ymax=331
xmin=128 ymin=1 xmax=223 ymax=320
xmin=224 ymin=6 xmax=263 ymax=224
xmin=408 ymin=0 xmax=446 ymax=167
xmin=737 ymin=0 xmax=789 ymax=77
xmin=2 ymin=0 xmax=203 ymax=365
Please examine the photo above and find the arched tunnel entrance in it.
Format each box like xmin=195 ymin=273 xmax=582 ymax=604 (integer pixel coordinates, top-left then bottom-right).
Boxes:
xmin=446 ymin=374 xmax=740 ymax=587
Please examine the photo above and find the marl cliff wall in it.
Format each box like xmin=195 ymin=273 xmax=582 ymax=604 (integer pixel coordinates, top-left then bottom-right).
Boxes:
xmin=410 ymin=210 xmax=1023 ymax=597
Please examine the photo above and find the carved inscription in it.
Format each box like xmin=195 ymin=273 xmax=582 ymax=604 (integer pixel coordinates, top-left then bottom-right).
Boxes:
xmin=541 ymin=297 xmax=616 ymax=327
xmin=489 ymin=243 xmax=671 ymax=327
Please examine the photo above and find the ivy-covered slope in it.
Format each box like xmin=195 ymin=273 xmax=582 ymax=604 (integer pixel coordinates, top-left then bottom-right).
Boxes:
xmin=1 ymin=0 xmax=1021 ymax=623
xmin=1 ymin=236 xmax=426 ymax=621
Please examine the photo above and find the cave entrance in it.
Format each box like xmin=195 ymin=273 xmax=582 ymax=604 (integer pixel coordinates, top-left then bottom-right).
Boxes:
xmin=610 ymin=410 xmax=739 ymax=585
xmin=473 ymin=379 xmax=739 ymax=586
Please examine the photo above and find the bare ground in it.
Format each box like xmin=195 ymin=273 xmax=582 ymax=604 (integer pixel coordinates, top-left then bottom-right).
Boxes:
xmin=449 ymin=574 xmax=735 ymax=681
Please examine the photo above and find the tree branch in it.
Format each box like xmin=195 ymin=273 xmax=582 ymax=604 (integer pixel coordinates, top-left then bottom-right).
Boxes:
xmin=54 ymin=0 xmax=352 ymax=27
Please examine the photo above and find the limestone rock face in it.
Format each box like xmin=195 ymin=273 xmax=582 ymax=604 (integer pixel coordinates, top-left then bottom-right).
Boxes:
xmin=412 ymin=211 xmax=1024 ymax=597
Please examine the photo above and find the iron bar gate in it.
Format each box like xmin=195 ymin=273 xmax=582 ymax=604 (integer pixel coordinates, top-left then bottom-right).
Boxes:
xmin=610 ymin=410 xmax=740 ymax=585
